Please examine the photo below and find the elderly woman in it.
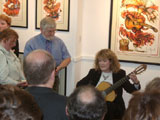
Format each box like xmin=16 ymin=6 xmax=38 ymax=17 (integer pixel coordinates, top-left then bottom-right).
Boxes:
xmin=0 ymin=14 xmax=19 ymax=56
xmin=0 ymin=28 xmax=25 ymax=85
xmin=77 ymin=49 xmax=141 ymax=120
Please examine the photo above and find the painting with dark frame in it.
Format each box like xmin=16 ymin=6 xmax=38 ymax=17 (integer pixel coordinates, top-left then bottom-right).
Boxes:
xmin=0 ymin=0 xmax=28 ymax=28
xmin=36 ymin=0 xmax=70 ymax=31
xmin=109 ymin=0 xmax=160 ymax=65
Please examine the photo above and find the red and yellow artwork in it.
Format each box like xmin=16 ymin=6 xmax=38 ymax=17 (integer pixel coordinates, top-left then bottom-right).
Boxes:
xmin=118 ymin=0 xmax=159 ymax=53
xmin=3 ymin=0 xmax=20 ymax=16
xmin=43 ymin=0 xmax=62 ymax=20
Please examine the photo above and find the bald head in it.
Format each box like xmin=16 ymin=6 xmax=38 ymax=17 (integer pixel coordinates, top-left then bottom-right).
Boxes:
xmin=78 ymin=87 xmax=96 ymax=104
xmin=23 ymin=50 xmax=56 ymax=85
xmin=67 ymin=85 xmax=107 ymax=120
xmin=25 ymin=49 xmax=52 ymax=65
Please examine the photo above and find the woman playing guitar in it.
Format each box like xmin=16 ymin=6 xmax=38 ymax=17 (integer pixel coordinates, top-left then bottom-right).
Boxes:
xmin=76 ymin=49 xmax=141 ymax=120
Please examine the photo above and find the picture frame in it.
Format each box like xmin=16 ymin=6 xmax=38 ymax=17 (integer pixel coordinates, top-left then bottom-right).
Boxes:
xmin=36 ymin=0 xmax=70 ymax=31
xmin=0 ymin=0 xmax=28 ymax=28
xmin=109 ymin=0 xmax=160 ymax=65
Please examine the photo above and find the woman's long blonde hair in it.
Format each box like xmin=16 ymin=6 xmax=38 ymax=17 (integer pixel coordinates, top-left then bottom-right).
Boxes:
xmin=94 ymin=49 xmax=120 ymax=73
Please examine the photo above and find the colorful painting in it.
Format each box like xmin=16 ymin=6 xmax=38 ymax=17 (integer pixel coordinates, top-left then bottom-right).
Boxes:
xmin=3 ymin=0 xmax=20 ymax=16
xmin=109 ymin=0 xmax=160 ymax=64
xmin=43 ymin=0 xmax=62 ymax=20
xmin=0 ymin=0 xmax=28 ymax=28
xmin=36 ymin=0 xmax=70 ymax=31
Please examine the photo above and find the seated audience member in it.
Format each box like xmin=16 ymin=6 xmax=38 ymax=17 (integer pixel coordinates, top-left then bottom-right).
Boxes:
xmin=145 ymin=77 xmax=160 ymax=91
xmin=0 ymin=28 xmax=26 ymax=86
xmin=0 ymin=84 xmax=42 ymax=120
xmin=0 ymin=14 xmax=19 ymax=56
xmin=76 ymin=49 xmax=140 ymax=120
xmin=123 ymin=90 xmax=160 ymax=120
xmin=66 ymin=85 xmax=107 ymax=120
xmin=23 ymin=49 xmax=68 ymax=120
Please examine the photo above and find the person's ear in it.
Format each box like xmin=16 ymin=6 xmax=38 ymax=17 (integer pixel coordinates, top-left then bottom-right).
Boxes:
xmin=51 ymin=70 xmax=55 ymax=80
xmin=65 ymin=106 xmax=69 ymax=116
xmin=40 ymin=27 xmax=43 ymax=33
xmin=102 ymin=113 xmax=105 ymax=120
xmin=7 ymin=24 xmax=10 ymax=28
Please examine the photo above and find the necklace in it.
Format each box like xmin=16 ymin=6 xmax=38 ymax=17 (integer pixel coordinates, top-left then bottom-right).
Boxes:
xmin=103 ymin=75 xmax=109 ymax=80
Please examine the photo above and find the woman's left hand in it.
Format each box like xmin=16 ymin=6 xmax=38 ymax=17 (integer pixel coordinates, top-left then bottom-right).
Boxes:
xmin=129 ymin=73 xmax=140 ymax=84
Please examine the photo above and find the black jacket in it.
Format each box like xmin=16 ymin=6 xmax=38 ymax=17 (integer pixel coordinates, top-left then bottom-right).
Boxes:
xmin=26 ymin=87 xmax=68 ymax=120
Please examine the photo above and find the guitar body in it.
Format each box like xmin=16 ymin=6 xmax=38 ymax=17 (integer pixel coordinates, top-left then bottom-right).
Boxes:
xmin=96 ymin=81 xmax=116 ymax=102
xmin=125 ymin=17 xmax=144 ymax=30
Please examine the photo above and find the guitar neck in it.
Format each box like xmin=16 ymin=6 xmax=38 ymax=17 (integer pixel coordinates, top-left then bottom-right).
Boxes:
xmin=104 ymin=75 xmax=130 ymax=95
xmin=102 ymin=64 xmax=146 ymax=97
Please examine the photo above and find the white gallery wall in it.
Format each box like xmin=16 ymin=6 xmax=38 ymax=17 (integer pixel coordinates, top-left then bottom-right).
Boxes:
xmin=12 ymin=0 xmax=160 ymax=107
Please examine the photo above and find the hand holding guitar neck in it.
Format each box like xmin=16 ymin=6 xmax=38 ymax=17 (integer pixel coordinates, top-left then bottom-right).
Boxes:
xmin=129 ymin=73 xmax=139 ymax=84
xmin=129 ymin=64 xmax=147 ymax=84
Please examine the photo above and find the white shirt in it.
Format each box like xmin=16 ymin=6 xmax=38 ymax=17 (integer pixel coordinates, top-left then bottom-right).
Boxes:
xmin=96 ymin=71 xmax=113 ymax=87
xmin=0 ymin=45 xmax=25 ymax=85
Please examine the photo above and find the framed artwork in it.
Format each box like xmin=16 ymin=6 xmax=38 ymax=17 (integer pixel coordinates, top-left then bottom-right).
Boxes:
xmin=109 ymin=0 xmax=160 ymax=64
xmin=36 ymin=0 xmax=70 ymax=31
xmin=0 ymin=0 xmax=28 ymax=28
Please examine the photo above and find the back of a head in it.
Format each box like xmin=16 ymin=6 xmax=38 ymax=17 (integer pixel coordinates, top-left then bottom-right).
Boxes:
xmin=67 ymin=85 xmax=107 ymax=120
xmin=145 ymin=77 xmax=160 ymax=91
xmin=40 ymin=17 xmax=56 ymax=30
xmin=0 ymin=85 xmax=42 ymax=120
xmin=123 ymin=90 xmax=160 ymax=120
xmin=23 ymin=49 xmax=56 ymax=85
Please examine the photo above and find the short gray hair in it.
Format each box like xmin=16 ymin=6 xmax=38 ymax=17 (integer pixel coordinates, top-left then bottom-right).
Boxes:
xmin=23 ymin=50 xmax=56 ymax=85
xmin=40 ymin=17 xmax=56 ymax=30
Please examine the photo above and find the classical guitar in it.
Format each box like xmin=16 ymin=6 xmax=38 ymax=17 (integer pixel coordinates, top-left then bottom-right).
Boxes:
xmin=96 ymin=64 xmax=147 ymax=102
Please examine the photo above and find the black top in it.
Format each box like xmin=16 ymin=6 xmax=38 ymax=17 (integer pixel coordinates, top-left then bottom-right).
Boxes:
xmin=26 ymin=86 xmax=68 ymax=120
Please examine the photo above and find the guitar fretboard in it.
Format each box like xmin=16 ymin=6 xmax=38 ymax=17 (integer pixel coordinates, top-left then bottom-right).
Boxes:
xmin=104 ymin=75 xmax=130 ymax=95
